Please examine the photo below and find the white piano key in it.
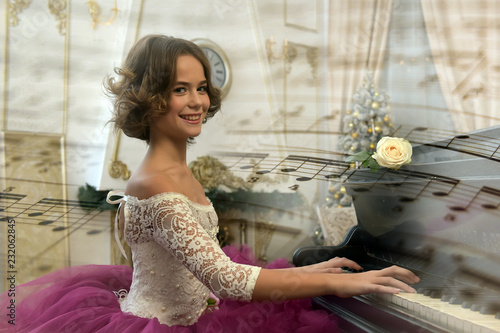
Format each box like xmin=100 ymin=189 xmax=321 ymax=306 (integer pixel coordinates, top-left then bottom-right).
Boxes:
xmin=431 ymin=307 xmax=441 ymax=329
xmin=369 ymin=292 xmax=500 ymax=332
xmin=463 ymin=320 xmax=472 ymax=332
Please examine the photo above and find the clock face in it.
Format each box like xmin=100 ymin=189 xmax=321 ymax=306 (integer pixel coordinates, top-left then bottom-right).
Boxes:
xmin=192 ymin=39 xmax=231 ymax=99
xmin=202 ymin=47 xmax=227 ymax=89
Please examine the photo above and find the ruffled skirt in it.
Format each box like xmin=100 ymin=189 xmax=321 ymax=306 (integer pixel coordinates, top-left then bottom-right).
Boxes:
xmin=0 ymin=245 xmax=338 ymax=333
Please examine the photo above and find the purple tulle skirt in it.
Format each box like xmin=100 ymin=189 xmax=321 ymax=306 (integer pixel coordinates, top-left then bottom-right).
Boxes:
xmin=0 ymin=245 xmax=338 ymax=332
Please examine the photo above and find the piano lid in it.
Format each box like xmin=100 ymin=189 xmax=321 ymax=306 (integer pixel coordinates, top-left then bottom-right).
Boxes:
xmin=343 ymin=125 xmax=500 ymax=293
xmin=393 ymin=124 xmax=500 ymax=167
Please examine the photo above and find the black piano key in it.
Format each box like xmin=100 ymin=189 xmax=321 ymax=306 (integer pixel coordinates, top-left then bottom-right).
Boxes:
xmin=412 ymin=275 xmax=500 ymax=316
xmin=462 ymin=301 xmax=473 ymax=309
xmin=471 ymin=304 xmax=482 ymax=311
xmin=358 ymin=263 xmax=382 ymax=271
xmin=341 ymin=266 xmax=362 ymax=273
xmin=480 ymin=302 xmax=500 ymax=315
xmin=417 ymin=287 xmax=445 ymax=299
xmin=441 ymin=294 xmax=452 ymax=302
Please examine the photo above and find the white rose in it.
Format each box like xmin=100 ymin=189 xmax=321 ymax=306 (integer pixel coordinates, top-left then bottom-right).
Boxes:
xmin=372 ymin=137 xmax=412 ymax=170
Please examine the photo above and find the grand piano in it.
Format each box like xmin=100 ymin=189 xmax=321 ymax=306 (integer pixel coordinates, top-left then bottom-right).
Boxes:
xmin=293 ymin=126 xmax=500 ymax=333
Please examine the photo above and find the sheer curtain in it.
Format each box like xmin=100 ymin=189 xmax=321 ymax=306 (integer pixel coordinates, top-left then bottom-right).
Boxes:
xmin=327 ymin=0 xmax=394 ymax=135
xmin=421 ymin=0 xmax=500 ymax=131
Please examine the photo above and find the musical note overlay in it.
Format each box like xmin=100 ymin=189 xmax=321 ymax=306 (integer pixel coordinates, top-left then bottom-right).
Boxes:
xmin=0 ymin=186 xmax=113 ymax=286
xmin=216 ymin=153 xmax=350 ymax=184
xmin=1 ymin=194 xmax=111 ymax=236
xmin=392 ymin=125 xmax=500 ymax=162
xmin=216 ymin=149 xmax=500 ymax=215
xmin=214 ymin=125 xmax=500 ymax=242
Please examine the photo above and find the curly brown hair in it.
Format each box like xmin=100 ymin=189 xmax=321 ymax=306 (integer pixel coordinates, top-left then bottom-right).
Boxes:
xmin=104 ymin=35 xmax=222 ymax=143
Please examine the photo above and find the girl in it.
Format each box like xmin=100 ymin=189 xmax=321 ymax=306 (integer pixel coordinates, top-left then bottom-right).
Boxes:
xmin=0 ymin=35 xmax=418 ymax=333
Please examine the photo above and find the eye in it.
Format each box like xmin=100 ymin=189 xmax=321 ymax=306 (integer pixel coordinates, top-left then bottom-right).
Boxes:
xmin=198 ymin=86 xmax=208 ymax=93
xmin=173 ymin=87 xmax=187 ymax=94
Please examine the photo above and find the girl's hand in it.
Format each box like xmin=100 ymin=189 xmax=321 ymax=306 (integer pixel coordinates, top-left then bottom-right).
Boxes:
xmin=331 ymin=265 xmax=420 ymax=297
xmin=254 ymin=262 xmax=419 ymax=301
xmin=299 ymin=257 xmax=363 ymax=274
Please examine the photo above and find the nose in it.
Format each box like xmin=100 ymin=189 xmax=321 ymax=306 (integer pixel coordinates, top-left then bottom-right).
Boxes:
xmin=188 ymin=91 xmax=203 ymax=108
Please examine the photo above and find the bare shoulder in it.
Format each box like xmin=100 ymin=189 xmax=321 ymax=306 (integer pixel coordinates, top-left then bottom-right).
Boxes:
xmin=125 ymin=171 xmax=175 ymax=200
xmin=125 ymin=162 xmax=209 ymax=205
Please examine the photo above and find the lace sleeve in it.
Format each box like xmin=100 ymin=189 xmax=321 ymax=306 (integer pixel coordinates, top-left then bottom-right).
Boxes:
xmin=151 ymin=197 xmax=261 ymax=301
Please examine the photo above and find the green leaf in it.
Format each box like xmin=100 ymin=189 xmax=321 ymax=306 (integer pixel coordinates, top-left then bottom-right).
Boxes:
xmin=345 ymin=151 xmax=372 ymax=163
xmin=77 ymin=183 xmax=118 ymax=211
xmin=346 ymin=151 xmax=382 ymax=172
xmin=366 ymin=158 xmax=380 ymax=172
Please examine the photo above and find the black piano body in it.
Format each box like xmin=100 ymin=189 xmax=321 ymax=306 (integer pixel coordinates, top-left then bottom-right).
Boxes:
xmin=293 ymin=126 xmax=500 ymax=332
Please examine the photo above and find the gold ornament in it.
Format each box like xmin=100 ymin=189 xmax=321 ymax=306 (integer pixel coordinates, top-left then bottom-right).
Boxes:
xmin=353 ymin=110 xmax=359 ymax=117
xmin=340 ymin=186 xmax=346 ymax=194
xmin=370 ymin=143 xmax=376 ymax=150
xmin=371 ymin=101 xmax=380 ymax=110
xmin=374 ymin=126 xmax=382 ymax=133
xmin=87 ymin=0 xmax=119 ymax=30
xmin=346 ymin=109 xmax=351 ymax=115
xmin=189 ymin=155 xmax=252 ymax=191
xmin=109 ymin=160 xmax=131 ymax=180
xmin=348 ymin=123 xmax=354 ymax=128
xmin=367 ymin=127 xmax=373 ymax=134
xmin=384 ymin=115 xmax=390 ymax=122
xmin=351 ymin=132 xmax=358 ymax=139
xmin=374 ymin=92 xmax=379 ymax=96
xmin=333 ymin=193 xmax=340 ymax=200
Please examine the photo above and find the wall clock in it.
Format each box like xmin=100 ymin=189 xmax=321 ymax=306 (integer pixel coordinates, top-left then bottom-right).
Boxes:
xmin=192 ymin=38 xmax=232 ymax=99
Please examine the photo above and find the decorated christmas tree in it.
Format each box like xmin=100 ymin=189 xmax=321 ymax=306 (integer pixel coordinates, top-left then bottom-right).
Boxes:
xmin=326 ymin=72 xmax=394 ymax=208
xmin=325 ymin=183 xmax=352 ymax=208
xmin=339 ymin=72 xmax=394 ymax=155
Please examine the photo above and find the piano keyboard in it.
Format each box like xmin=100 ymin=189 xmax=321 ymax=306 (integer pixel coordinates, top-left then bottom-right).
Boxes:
xmin=369 ymin=292 xmax=500 ymax=333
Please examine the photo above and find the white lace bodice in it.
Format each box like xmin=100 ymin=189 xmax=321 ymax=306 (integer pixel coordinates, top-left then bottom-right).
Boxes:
xmin=108 ymin=192 xmax=261 ymax=326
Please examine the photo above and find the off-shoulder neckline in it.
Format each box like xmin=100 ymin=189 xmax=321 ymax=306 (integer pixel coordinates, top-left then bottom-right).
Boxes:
xmin=125 ymin=192 xmax=213 ymax=209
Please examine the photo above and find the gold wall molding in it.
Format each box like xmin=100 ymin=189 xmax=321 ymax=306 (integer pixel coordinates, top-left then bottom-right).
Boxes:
xmin=48 ymin=0 xmax=67 ymax=35
xmin=284 ymin=0 xmax=318 ymax=32
xmin=265 ymin=37 xmax=296 ymax=136
xmin=305 ymin=46 xmax=318 ymax=80
xmin=108 ymin=130 xmax=131 ymax=180
xmin=255 ymin=221 xmax=275 ymax=262
xmin=106 ymin=0 xmax=145 ymax=181
xmin=1 ymin=133 xmax=69 ymax=286
xmin=265 ymin=38 xmax=318 ymax=137
xmin=8 ymin=0 xmax=32 ymax=26
xmin=8 ymin=0 xmax=67 ymax=35
xmin=3 ymin=0 xmax=70 ymax=132
xmin=265 ymin=36 xmax=297 ymax=70
xmin=86 ymin=0 xmax=119 ymax=30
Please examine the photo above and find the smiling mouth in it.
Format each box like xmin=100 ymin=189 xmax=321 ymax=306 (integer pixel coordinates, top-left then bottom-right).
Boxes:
xmin=180 ymin=114 xmax=201 ymax=121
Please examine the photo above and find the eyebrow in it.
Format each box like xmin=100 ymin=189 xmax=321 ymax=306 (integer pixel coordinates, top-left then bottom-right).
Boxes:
xmin=175 ymin=80 xmax=208 ymax=86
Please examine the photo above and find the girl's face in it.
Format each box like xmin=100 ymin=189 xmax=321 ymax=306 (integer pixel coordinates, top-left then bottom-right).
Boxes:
xmin=151 ymin=55 xmax=210 ymax=142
